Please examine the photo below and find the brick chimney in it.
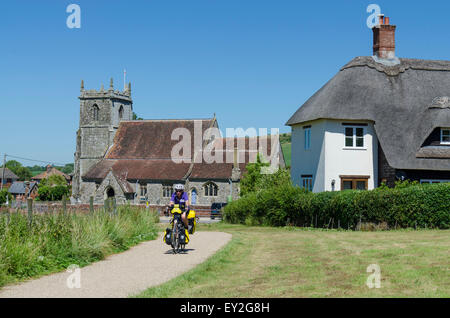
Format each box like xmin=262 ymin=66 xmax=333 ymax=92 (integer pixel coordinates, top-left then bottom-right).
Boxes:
xmin=372 ymin=15 xmax=396 ymax=59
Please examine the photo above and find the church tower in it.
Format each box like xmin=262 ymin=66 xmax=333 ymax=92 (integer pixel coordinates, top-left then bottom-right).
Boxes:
xmin=72 ymin=79 xmax=133 ymax=200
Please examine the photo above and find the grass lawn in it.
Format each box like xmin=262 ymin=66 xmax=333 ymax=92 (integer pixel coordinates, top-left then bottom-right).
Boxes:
xmin=137 ymin=223 xmax=450 ymax=298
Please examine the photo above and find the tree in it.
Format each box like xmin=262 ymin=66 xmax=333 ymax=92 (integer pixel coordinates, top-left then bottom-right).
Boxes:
xmin=3 ymin=160 xmax=32 ymax=181
xmin=61 ymin=163 xmax=74 ymax=174
xmin=132 ymin=112 xmax=143 ymax=120
xmin=41 ymin=175 xmax=67 ymax=187
xmin=15 ymin=166 xmax=32 ymax=181
xmin=239 ymin=154 xmax=270 ymax=196
xmin=4 ymin=160 xmax=22 ymax=172
xmin=37 ymin=185 xmax=51 ymax=201
xmin=240 ymin=154 xmax=292 ymax=197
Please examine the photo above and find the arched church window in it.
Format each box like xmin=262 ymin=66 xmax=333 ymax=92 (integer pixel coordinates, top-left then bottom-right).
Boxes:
xmin=93 ymin=104 xmax=99 ymax=121
xmin=119 ymin=105 xmax=124 ymax=120
xmin=203 ymin=182 xmax=218 ymax=197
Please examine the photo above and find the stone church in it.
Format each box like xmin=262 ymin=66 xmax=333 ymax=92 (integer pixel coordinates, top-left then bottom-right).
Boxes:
xmin=72 ymin=79 xmax=285 ymax=206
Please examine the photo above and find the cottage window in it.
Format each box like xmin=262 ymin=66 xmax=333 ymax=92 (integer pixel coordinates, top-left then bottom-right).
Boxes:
xmin=304 ymin=127 xmax=311 ymax=150
xmin=204 ymin=182 xmax=218 ymax=197
xmin=162 ymin=185 xmax=173 ymax=198
xmin=344 ymin=127 xmax=365 ymax=148
xmin=301 ymin=175 xmax=313 ymax=191
xmin=340 ymin=175 xmax=369 ymax=190
xmin=441 ymin=128 xmax=450 ymax=144
xmin=420 ymin=179 xmax=450 ymax=184
xmin=93 ymin=104 xmax=100 ymax=121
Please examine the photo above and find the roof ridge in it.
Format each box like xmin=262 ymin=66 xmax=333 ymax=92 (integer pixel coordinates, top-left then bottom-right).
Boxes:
xmin=341 ymin=56 xmax=450 ymax=77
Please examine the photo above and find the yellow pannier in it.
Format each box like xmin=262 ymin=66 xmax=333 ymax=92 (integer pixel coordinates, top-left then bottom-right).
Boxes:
xmin=187 ymin=210 xmax=196 ymax=234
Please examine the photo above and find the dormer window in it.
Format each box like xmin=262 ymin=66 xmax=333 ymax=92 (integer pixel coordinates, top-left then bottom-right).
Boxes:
xmin=441 ymin=128 xmax=450 ymax=144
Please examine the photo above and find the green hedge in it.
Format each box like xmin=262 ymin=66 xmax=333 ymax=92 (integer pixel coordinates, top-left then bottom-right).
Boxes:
xmin=223 ymin=183 xmax=450 ymax=229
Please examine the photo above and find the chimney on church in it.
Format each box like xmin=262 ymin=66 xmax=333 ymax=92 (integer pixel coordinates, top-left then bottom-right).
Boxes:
xmin=372 ymin=15 xmax=396 ymax=59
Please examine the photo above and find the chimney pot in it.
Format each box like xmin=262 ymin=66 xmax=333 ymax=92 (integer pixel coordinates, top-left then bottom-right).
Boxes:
xmin=373 ymin=15 xmax=396 ymax=60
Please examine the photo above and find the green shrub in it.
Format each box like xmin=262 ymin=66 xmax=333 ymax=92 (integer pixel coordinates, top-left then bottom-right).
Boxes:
xmin=223 ymin=183 xmax=450 ymax=230
xmin=37 ymin=185 xmax=70 ymax=201
xmin=0 ymin=189 xmax=13 ymax=205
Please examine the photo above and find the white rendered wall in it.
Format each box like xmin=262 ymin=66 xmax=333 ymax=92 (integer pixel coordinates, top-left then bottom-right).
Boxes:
xmin=290 ymin=119 xmax=378 ymax=192
xmin=290 ymin=120 xmax=326 ymax=192
xmin=323 ymin=120 xmax=378 ymax=191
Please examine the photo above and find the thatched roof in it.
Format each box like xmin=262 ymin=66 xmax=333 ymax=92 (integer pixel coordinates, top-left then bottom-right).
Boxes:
xmin=286 ymin=56 xmax=450 ymax=171
xmin=0 ymin=168 xmax=19 ymax=180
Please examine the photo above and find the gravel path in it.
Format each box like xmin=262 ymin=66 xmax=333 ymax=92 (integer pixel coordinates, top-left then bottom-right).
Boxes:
xmin=0 ymin=231 xmax=231 ymax=298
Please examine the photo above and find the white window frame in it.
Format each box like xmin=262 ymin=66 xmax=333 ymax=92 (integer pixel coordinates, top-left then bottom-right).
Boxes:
xmin=304 ymin=127 xmax=311 ymax=150
xmin=440 ymin=128 xmax=450 ymax=145
xmin=344 ymin=126 xmax=366 ymax=149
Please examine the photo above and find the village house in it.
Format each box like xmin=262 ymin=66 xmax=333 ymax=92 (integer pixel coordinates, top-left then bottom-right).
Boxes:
xmin=8 ymin=181 xmax=39 ymax=201
xmin=0 ymin=168 xmax=19 ymax=188
xmin=32 ymin=164 xmax=71 ymax=185
xmin=72 ymin=79 xmax=285 ymax=205
xmin=287 ymin=15 xmax=450 ymax=192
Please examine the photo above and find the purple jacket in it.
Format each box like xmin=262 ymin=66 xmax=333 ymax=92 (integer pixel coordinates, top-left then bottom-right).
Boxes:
xmin=171 ymin=191 xmax=189 ymax=205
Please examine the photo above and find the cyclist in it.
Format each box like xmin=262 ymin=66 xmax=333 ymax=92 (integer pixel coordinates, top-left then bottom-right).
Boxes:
xmin=169 ymin=184 xmax=193 ymax=233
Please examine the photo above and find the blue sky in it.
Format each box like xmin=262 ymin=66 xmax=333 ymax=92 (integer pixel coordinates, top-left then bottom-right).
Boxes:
xmin=1 ymin=0 xmax=449 ymax=165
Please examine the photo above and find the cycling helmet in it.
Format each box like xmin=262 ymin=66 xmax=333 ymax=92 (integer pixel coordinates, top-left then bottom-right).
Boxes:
xmin=174 ymin=184 xmax=184 ymax=191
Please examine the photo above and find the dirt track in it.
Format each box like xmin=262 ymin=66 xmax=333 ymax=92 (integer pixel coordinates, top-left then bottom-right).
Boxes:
xmin=0 ymin=231 xmax=231 ymax=298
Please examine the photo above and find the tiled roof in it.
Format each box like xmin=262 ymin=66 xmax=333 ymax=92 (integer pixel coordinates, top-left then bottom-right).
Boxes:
xmin=32 ymin=166 xmax=70 ymax=181
xmin=8 ymin=181 xmax=38 ymax=195
xmin=105 ymin=119 xmax=216 ymax=159
xmin=83 ymin=120 xmax=285 ymax=183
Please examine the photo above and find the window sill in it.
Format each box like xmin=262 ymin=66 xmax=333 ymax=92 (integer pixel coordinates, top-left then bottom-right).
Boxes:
xmin=342 ymin=147 xmax=367 ymax=151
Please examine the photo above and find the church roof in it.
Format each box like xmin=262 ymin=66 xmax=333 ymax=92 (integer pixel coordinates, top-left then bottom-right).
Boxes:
xmin=286 ymin=56 xmax=450 ymax=171
xmin=83 ymin=119 xmax=285 ymax=182
xmin=105 ymin=119 xmax=216 ymax=160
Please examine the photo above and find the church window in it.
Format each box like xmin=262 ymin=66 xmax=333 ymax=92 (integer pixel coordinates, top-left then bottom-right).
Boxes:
xmin=140 ymin=184 xmax=147 ymax=197
xmin=119 ymin=105 xmax=124 ymax=120
xmin=203 ymin=182 xmax=218 ymax=197
xmin=162 ymin=184 xmax=173 ymax=198
xmin=93 ymin=104 xmax=99 ymax=121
